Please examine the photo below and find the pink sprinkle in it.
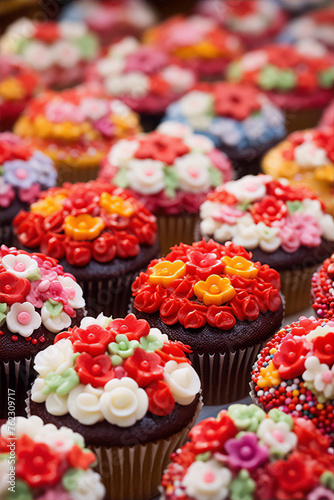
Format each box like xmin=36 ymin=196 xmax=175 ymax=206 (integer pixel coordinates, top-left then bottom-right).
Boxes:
xmin=38 ymin=280 xmax=50 ymax=293
xmin=17 ymin=312 xmax=31 ymax=325
xmin=203 ymin=471 xmax=215 ymax=483
xmin=14 ymin=262 xmax=26 ymax=272
xmin=15 ymin=168 xmax=28 ymax=180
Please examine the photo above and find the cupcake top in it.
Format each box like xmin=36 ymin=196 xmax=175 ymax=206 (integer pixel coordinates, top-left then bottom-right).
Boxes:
xmin=0 ymin=55 xmax=42 ymax=105
xmin=251 ymin=317 xmax=334 ymax=446
xmin=0 ymin=133 xmax=57 ymax=212
xmin=31 ymin=313 xmax=201 ymax=426
xmin=311 ymin=253 xmax=334 ymax=321
xmin=132 ymin=239 xmax=282 ymax=330
xmin=166 ymin=82 xmax=286 ymax=154
xmin=86 ymin=37 xmax=197 ymax=114
xmin=199 ymin=174 xmax=334 ymax=255
xmin=280 ymin=7 xmax=334 ymax=49
xmin=160 ymin=404 xmax=334 ymax=500
xmin=14 ymin=180 xmax=157 ymax=267
xmin=99 ymin=121 xmax=233 ymax=215
xmin=0 ymin=416 xmax=105 ymax=500
xmin=0 ymin=245 xmax=85 ymax=342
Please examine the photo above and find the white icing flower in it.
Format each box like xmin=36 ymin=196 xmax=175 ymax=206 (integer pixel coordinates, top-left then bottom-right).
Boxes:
xmin=52 ymin=40 xmax=81 ymax=68
xmin=182 ymin=460 xmax=231 ymax=500
xmin=302 ymin=198 xmax=324 ymax=219
xmin=109 ymin=99 xmax=132 ymax=117
xmin=0 ymin=459 xmax=9 ymax=496
xmin=161 ymin=65 xmax=195 ymax=93
xmin=241 ymin=50 xmax=268 ymax=72
xmin=257 ymin=419 xmax=297 ymax=456
xmin=1 ymin=415 xmax=44 ymax=440
xmin=107 ymin=139 xmax=139 ymax=167
xmin=184 ymin=134 xmax=215 ymax=153
xmin=200 ymin=216 xmax=221 ymax=237
xmin=179 ymin=91 xmax=213 ymax=118
xmin=256 ymin=222 xmax=281 ymax=252
xmin=200 ymin=200 xmax=222 ymax=219
xmin=175 ymin=153 xmax=211 ymax=193
xmin=59 ymin=21 xmax=87 ymax=39
xmin=68 ymin=384 xmax=104 ymax=425
xmin=72 ymin=469 xmax=106 ymax=500
xmin=108 ymin=37 xmax=140 ymax=59
xmin=302 ymin=356 xmax=334 ymax=403
xmin=319 ymin=214 xmax=334 ymax=241
xmin=100 ymin=377 xmax=148 ymax=427
xmin=163 ymin=361 xmax=200 ymax=406
xmin=58 ymin=275 xmax=85 ymax=309
xmin=296 ymin=38 xmax=327 ymax=58
xmin=79 ymin=98 xmax=108 ymax=121
xmin=34 ymin=339 xmax=74 ymax=377
xmin=306 ymin=325 xmax=334 ymax=342
xmin=35 ymin=424 xmax=84 ymax=452
xmin=23 ymin=41 xmax=54 ymax=70
xmin=233 ymin=223 xmax=261 ymax=249
xmin=294 ymin=141 xmax=329 ymax=168
xmin=149 ymin=328 xmax=169 ymax=344
xmin=98 ymin=57 xmax=125 ymax=77
xmin=105 ymin=72 xmax=149 ymax=98
xmin=157 ymin=121 xmax=192 ymax=139
xmin=127 ymin=159 xmax=165 ymax=194
xmin=213 ymin=223 xmax=237 ymax=243
xmin=224 ymin=175 xmax=267 ymax=203
xmin=41 ymin=304 xmax=72 ymax=333
xmin=80 ymin=313 xmax=112 ymax=329
xmin=2 ymin=254 xmax=38 ymax=279
xmin=31 ymin=378 xmax=47 ymax=403
xmin=6 ymin=302 xmax=41 ymax=338
xmin=46 ymin=392 xmax=69 ymax=416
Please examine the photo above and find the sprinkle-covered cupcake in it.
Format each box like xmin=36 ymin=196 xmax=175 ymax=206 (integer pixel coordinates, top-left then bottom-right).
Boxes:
xmin=0 ymin=416 xmax=105 ymax=500
xmin=227 ymin=43 xmax=334 ymax=132
xmin=143 ymin=15 xmax=243 ymax=79
xmin=160 ymin=405 xmax=334 ymax=500
xmin=0 ymin=55 xmax=42 ymax=131
xmin=85 ymin=37 xmax=197 ymax=131
xmin=250 ymin=316 xmax=334 ymax=448
xmin=0 ymin=18 xmax=99 ymax=89
xmin=262 ymin=127 xmax=334 ymax=216
xmin=0 ymin=133 xmax=57 ymax=246
xmin=198 ymin=174 xmax=334 ymax=315
xmin=311 ymin=252 xmax=334 ymax=321
xmin=14 ymin=87 xmax=141 ymax=183
xmin=13 ymin=180 xmax=159 ymax=317
xmin=0 ymin=246 xmax=86 ymax=419
xmin=99 ymin=120 xmax=233 ymax=254
xmin=131 ymin=239 xmax=283 ymax=405
xmin=319 ymin=100 xmax=334 ymax=128
xmin=28 ymin=313 xmax=202 ymax=500
xmin=165 ymin=82 xmax=286 ymax=177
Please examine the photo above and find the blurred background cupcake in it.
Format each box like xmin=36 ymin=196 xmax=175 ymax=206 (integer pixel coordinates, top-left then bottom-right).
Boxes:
xmin=311 ymin=252 xmax=334 ymax=320
xmin=319 ymin=100 xmax=334 ymax=128
xmin=165 ymin=82 xmax=286 ymax=178
xmin=14 ymin=86 xmax=141 ymax=183
xmin=277 ymin=0 xmax=330 ymax=16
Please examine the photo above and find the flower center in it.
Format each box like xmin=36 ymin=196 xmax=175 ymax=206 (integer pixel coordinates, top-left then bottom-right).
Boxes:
xmin=17 ymin=312 xmax=31 ymax=325
xmin=209 ymin=284 xmax=220 ymax=294
xmin=203 ymin=471 xmax=216 ymax=483
xmin=120 ymin=325 xmax=129 ymax=333
xmin=119 ymin=341 xmax=127 ymax=350
xmin=324 ymin=343 xmax=333 ymax=354
xmin=4 ymin=285 xmax=12 ymax=293
xmin=78 ymin=221 xmax=88 ymax=230
xmin=15 ymin=168 xmax=28 ymax=180
xmin=92 ymin=364 xmax=102 ymax=376
xmin=288 ymin=352 xmax=296 ymax=361
xmin=272 ymin=429 xmax=285 ymax=443
xmin=145 ymin=169 xmax=154 ymax=176
xmin=161 ymin=267 xmax=170 ymax=275
xmin=240 ymin=445 xmax=252 ymax=459
xmin=321 ymin=370 xmax=333 ymax=384
xmin=189 ymin=168 xmax=199 ymax=178
xmin=14 ymin=262 xmax=26 ymax=272
xmin=140 ymin=360 xmax=150 ymax=371
xmin=88 ymin=333 xmax=95 ymax=340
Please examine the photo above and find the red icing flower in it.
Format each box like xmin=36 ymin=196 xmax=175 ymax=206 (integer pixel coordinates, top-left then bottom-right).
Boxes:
xmin=40 ymin=233 xmax=66 ymax=260
xmin=0 ymin=272 xmax=31 ymax=305
xmin=186 ymin=251 xmax=224 ymax=280
xmin=293 ymin=418 xmax=331 ymax=464
xmin=266 ymin=45 xmax=301 ymax=69
xmin=269 ymin=452 xmax=316 ymax=498
xmin=178 ymin=301 xmax=207 ymax=329
xmin=43 ymin=210 xmax=65 ymax=233
xmin=67 ymin=444 xmax=96 ymax=470
xmin=123 ymin=348 xmax=164 ymax=387
xmin=213 ymin=83 xmax=261 ymax=121
xmin=115 ymin=231 xmax=140 ymax=258
xmin=266 ymin=179 xmax=320 ymax=204
xmin=251 ymin=196 xmax=288 ymax=226
xmin=189 ymin=410 xmax=237 ymax=453
xmin=206 ymin=305 xmax=236 ymax=330
xmin=68 ymin=325 xmax=114 ymax=356
xmin=257 ymin=266 xmax=281 ymax=292
xmin=156 ymin=340 xmax=191 ymax=365
xmin=92 ymin=233 xmax=117 ymax=262
xmin=33 ymin=22 xmax=60 ymax=43
xmin=146 ymin=380 xmax=175 ymax=416
xmin=134 ymin=132 xmax=189 ymax=165
xmin=65 ymin=240 xmax=92 ymax=267
xmin=14 ymin=211 xmax=45 ymax=248
xmin=273 ymin=335 xmax=311 ymax=379
xmin=63 ymin=187 xmax=100 ymax=216
xmin=108 ymin=314 xmax=150 ymax=342
xmin=75 ymin=353 xmax=115 ymax=387
xmin=160 ymin=297 xmax=183 ymax=325
xmin=312 ymin=331 xmax=334 ymax=365
xmin=134 ymin=287 xmax=165 ymax=313
xmin=207 ymin=189 xmax=238 ymax=206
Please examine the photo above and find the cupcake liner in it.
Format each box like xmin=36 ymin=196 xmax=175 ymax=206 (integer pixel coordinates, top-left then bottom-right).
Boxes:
xmin=279 ymin=264 xmax=318 ymax=315
xmin=55 ymin=161 xmax=100 ymax=185
xmin=157 ymin=214 xmax=199 ymax=256
xmin=285 ymin=108 xmax=324 ymax=134
xmin=0 ymin=223 xmax=13 ymax=247
xmin=0 ymin=357 xmax=33 ymax=419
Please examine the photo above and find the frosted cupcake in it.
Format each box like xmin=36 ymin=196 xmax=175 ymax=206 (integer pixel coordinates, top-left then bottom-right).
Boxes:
xmin=262 ymin=127 xmax=334 ymax=216
xmin=143 ymin=15 xmax=243 ymax=79
xmin=0 ymin=416 xmax=105 ymax=500
xmin=28 ymin=313 xmax=202 ymax=500
xmin=311 ymin=252 xmax=334 ymax=321
xmin=251 ymin=316 xmax=334 ymax=448
xmin=165 ymin=82 xmax=286 ymax=178
xmin=14 ymin=87 xmax=141 ymax=183
xmin=0 ymin=18 xmax=99 ymax=88
xmin=0 ymin=246 xmax=86 ymax=419
xmin=198 ymin=174 xmax=334 ymax=315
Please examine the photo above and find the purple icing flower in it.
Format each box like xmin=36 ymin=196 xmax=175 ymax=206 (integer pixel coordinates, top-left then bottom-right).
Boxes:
xmin=307 ymin=486 xmax=334 ymax=500
xmin=124 ymin=47 xmax=169 ymax=74
xmin=3 ymin=159 xmax=38 ymax=189
xmin=29 ymin=151 xmax=58 ymax=188
xmin=0 ymin=178 xmax=15 ymax=208
xmin=224 ymin=433 xmax=269 ymax=470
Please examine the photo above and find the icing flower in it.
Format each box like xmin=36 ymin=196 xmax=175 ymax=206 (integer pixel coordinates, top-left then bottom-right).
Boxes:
xmin=182 ymin=460 xmax=232 ymax=500
xmin=302 ymin=356 xmax=334 ymax=403
xmin=127 ymin=159 xmax=165 ymax=195
xmin=6 ymin=301 xmax=41 ymax=337
xmin=31 ymin=193 xmax=67 ymax=217
xmin=194 ymin=275 xmax=235 ymax=306
xmin=312 ymin=331 xmax=334 ymax=365
xmin=224 ymin=175 xmax=267 ymax=203
xmin=257 ymin=418 xmax=298 ymax=458
xmin=256 ymin=360 xmax=282 ymax=389
xmin=227 ymin=404 xmax=266 ymax=433
xmin=64 ymin=325 xmax=114 ymax=356
xmin=149 ymin=260 xmax=186 ymax=287
xmin=3 ymin=159 xmax=38 ymax=189
xmin=163 ymin=360 xmax=200 ymax=406
xmin=221 ymin=255 xmax=258 ymax=279
xmin=145 ymin=380 xmax=175 ymax=416
xmin=41 ymin=305 xmax=72 ymax=334
xmin=34 ymin=339 xmax=74 ymax=378
xmin=43 ymin=368 xmax=80 ymax=397
xmin=108 ymin=334 xmax=139 ymax=361
xmin=251 ymin=196 xmax=288 ymax=226
xmin=108 ymin=314 xmax=150 ymax=342
xmin=75 ymin=353 xmax=115 ymax=388
xmin=16 ymin=438 xmax=61 ymax=488
xmin=123 ymin=348 xmax=164 ymax=387
xmin=224 ymin=433 xmax=269 ymax=470
xmin=64 ymin=214 xmax=105 ymax=241
xmin=186 ymin=251 xmax=224 ymax=280
xmin=0 ymin=272 xmax=31 ymax=304
xmin=214 ymin=83 xmax=260 ymax=121
xmin=99 ymin=193 xmax=135 ymax=217
xmin=269 ymin=452 xmax=315 ymax=498
xmin=189 ymin=411 xmax=237 ymax=453
xmin=273 ymin=336 xmax=311 ymax=379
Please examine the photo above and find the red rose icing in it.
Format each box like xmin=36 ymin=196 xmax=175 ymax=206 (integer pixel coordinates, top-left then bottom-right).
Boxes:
xmin=75 ymin=352 xmax=115 ymax=387
xmin=0 ymin=272 xmax=31 ymax=305
xmin=189 ymin=410 xmax=237 ymax=453
xmin=273 ymin=335 xmax=311 ymax=379
xmin=108 ymin=313 xmax=150 ymax=342
xmin=57 ymin=325 xmax=114 ymax=356
xmin=123 ymin=348 xmax=164 ymax=387
xmin=146 ymin=380 xmax=175 ymax=416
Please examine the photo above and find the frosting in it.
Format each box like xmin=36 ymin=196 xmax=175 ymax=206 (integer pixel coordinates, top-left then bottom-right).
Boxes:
xmin=99 ymin=121 xmax=233 ymax=215
xmin=14 ymin=180 xmax=157 ymax=266
xmin=160 ymin=404 xmax=334 ymax=500
xmin=200 ymin=174 xmax=334 ymax=253
xmin=0 ymin=245 xmax=85 ymax=339
xmin=311 ymin=253 xmax=334 ymax=320
xmin=132 ymin=238 xmax=282 ymax=330
xmin=281 ymin=8 xmax=334 ymax=49
xmin=0 ymin=416 xmax=105 ymax=500
xmin=31 ymin=314 xmax=200 ymax=426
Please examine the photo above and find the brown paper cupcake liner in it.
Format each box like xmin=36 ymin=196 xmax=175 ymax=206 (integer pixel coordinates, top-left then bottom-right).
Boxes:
xmin=55 ymin=162 xmax=100 ymax=185
xmin=285 ymin=108 xmax=323 ymax=134
xmin=0 ymin=223 xmax=13 ymax=247
xmin=279 ymin=264 xmax=318 ymax=315
xmin=157 ymin=214 xmax=199 ymax=257
xmin=1 ymin=357 xmax=33 ymax=419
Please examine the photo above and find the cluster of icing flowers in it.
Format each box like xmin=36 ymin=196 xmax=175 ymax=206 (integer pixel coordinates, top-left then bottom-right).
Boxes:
xmin=200 ymin=174 xmax=334 ymax=253
xmin=165 ymin=83 xmax=286 ymax=151
xmin=86 ymin=37 xmax=197 ymax=113
xmin=31 ymin=313 xmax=201 ymax=426
xmin=160 ymin=404 xmax=334 ymax=500
xmin=0 ymin=246 xmax=85 ymax=339
xmin=13 ymin=181 xmax=157 ymax=267
xmin=0 ymin=133 xmax=57 ymax=209
xmin=132 ymin=239 xmax=282 ymax=330
xmin=0 ymin=416 xmax=105 ymax=500
xmin=252 ymin=317 xmax=334 ymax=446
xmin=99 ymin=121 xmax=233 ymax=214
xmin=311 ymin=253 xmax=334 ymax=320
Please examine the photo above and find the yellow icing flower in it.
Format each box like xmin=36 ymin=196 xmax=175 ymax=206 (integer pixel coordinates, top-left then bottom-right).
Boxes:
xmin=314 ymin=165 xmax=334 ymax=183
xmin=0 ymin=78 xmax=25 ymax=100
xmin=100 ymin=193 xmax=135 ymax=217
xmin=278 ymin=161 xmax=299 ymax=178
xmin=194 ymin=274 xmax=235 ymax=306
xmin=64 ymin=214 xmax=105 ymax=241
xmin=31 ymin=193 xmax=67 ymax=216
xmin=257 ymin=360 xmax=282 ymax=389
xmin=112 ymin=113 xmax=141 ymax=137
xmin=149 ymin=260 xmax=186 ymax=287
xmin=222 ymin=256 xmax=258 ymax=279
xmin=33 ymin=115 xmax=54 ymax=140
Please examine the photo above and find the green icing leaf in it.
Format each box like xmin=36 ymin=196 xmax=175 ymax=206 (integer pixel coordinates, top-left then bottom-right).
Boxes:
xmin=7 ymin=480 xmax=32 ymax=500
xmin=228 ymin=404 xmax=266 ymax=433
xmin=113 ymin=167 xmax=129 ymax=188
xmin=62 ymin=468 xmax=84 ymax=492
xmin=26 ymin=267 xmax=41 ymax=282
xmin=164 ymin=167 xmax=178 ymax=199
xmin=0 ymin=302 xmax=7 ymax=327
xmin=110 ymin=354 xmax=123 ymax=366
xmin=16 ymin=38 xmax=30 ymax=55
xmin=237 ymin=201 xmax=251 ymax=212
xmin=75 ymin=34 xmax=99 ymax=60
xmin=140 ymin=333 xmax=163 ymax=353
xmin=208 ymin=166 xmax=223 ymax=188
xmin=43 ymin=368 xmax=80 ymax=396
xmin=0 ymin=165 xmax=4 ymax=176
xmin=320 ymin=472 xmax=334 ymax=491
xmin=276 ymin=69 xmax=297 ymax=91
xmin=195 ymin=451 xmax=211 ymax=462
xmin=230 ymin=470 xmax=256 ymax=500
xmin=286 ymin=200 xmax=303 ymax=214
xmin=45 ymin=300 xmax=63 ymax=318
xmin=268 ymin=408 xmax=293 ymax=430
xmin=258 ymin=65 xmax=280 ymax=90
xmin=108 ymin=334 xmax=139 ymax=359
xmin=227 ymin=61 xmax=242 ymax=82
xmin=319 ymin=68 xmax=334 ymax=89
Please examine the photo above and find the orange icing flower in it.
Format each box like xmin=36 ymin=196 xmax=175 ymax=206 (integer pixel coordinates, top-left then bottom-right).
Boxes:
xmin=257 ymin=360 xmax=282 ymax=389
xmin=100 ymin=193 xmax=135 ymax=217
xmin=64 ymin=214 xmax=105 ymax=241
xmin=31 ymin=193 xmax=67 ymax=216
xmin=0 ymin=77 xmax=25 ymax=100
xmin=222 ymin=256 xmax=258 ymax=279
xmin=148 ymin=260 xmax=186 ymax=287
xmin=194 ymin=274 xmax=235 ymax=306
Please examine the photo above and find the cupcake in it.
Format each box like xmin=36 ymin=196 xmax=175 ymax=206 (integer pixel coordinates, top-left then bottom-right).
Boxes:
xmin=0 ymin=18 xmax=99 ymax=88
xmin=262 ymin=127 xmax=334 ymax=216
xmin=198 ymin=174 xmax=334 ymax=315
xmin=165 ymin=82 xmax=286 ymax=178
xmin=14 ymin=86 xmax=141 ymax=184
xmin=28 ymin=313 xmax=202 ymax=500
xmin=85 ymin=37 xmax=197 ymax=131
xmin=131 ymin=239 xmax=284 ymax=405
xmin=160 ymin=404 xmax=334 ymax=500
xmin=0 ymin=416 xmax=105 ymax=500
xmin=227 ymin=43 xmax=334 ymax=133
xmin=319 ymin=100 xmax=334 ymax=128
xmin=13 ymin=180 xmax=159 ymax=317
xmin=61 ymin=0 xmax=157 ymax=46
xmin=143 ymin=15 xmax=243 ymax=80
xmin=0 ymin=55 xmax=42 ymax=131
xmin=250 ymin=316 xmax=334 ymax=447
xmin=311 ymin=252 xmax=334 ymax=320
xmin=0 ymin=246 xmax=86 ymax=419
xmin=0 ymin=133 xmax=57 ymax=246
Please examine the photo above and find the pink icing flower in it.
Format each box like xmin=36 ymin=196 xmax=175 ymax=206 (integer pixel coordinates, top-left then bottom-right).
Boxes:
xmin=18 ymin=183 xmax=41 ymax=204
xmin=277 ymin=213 xmax=322 ymax=253
xmin=45 ymin=100 xmax=85 ymax=124
xmin=208 ymin=149 xmax=233 ymax=181
xmin=0 ymin=180 xmax=15 ymax=208
xmin=212 ymin=205 xmax=244 ymax=224
xmin=124 ymin=47 xmax=169 ymax=74
xmin=93 ymin=117 xmax=115 ymax=138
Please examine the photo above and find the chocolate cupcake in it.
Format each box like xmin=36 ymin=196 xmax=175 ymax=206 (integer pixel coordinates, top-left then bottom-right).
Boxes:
xmin=0 ymin=133 xmax=57 ymax=246
xmin=0 ymin=246 xmax=86 ymax=419
xmin=198 ymin=174 xmax=334 ymax=315
xmin=131 ymin=239 xmax=284 ymax=405
xmin=311 ymin=252 xmax=334 ymax=321
xmin=13 ymin=180 xmax=159 ymax=317
xmin=28 ymin=313 xmax=202 ymax=500
xmin=250 ymin=316 xmax=334 ymax=448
